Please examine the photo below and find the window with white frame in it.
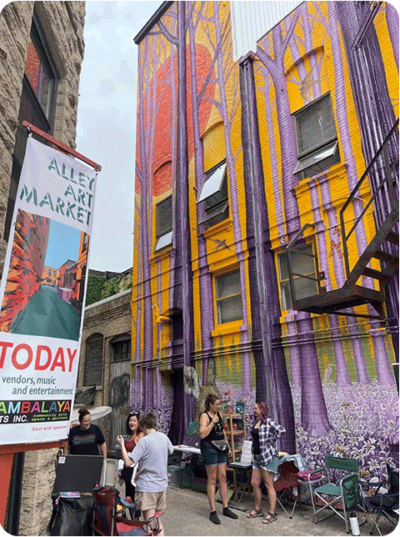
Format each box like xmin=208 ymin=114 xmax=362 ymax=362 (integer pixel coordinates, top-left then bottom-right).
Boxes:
xmin=293 ymin=93 xmax=340 ymax=179
xmin=155 ymin=195 xmax=172 ymax=251
xmin=278 ymin=244 xmax=318 ymax=310
xmin=198 ymin=161 xmax=229 ymax=228
xmin=215 ymin=269 xmax=243 ymax=324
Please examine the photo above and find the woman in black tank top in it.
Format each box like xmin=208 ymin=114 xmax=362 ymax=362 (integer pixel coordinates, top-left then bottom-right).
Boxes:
xmin=199 ymin=394 xmax=238 ymax=525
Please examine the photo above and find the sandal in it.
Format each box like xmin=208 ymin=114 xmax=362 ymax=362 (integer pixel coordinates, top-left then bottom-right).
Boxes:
xmin=246 ymin=508 xmax=264 ymax=518
xmin=262 ymin=512 xmax=277 ymax=524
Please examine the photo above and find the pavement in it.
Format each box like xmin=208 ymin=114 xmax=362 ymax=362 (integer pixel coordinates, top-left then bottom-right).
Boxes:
xmin=161 ymin=485 xmax=393 ymax=536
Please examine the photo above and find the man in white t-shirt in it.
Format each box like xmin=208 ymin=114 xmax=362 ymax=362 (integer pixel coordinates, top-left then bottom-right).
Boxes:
xmin=117 ymin=412 xmax=174 ymax=536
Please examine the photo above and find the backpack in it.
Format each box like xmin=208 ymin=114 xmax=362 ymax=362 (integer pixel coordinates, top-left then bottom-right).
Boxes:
xmin=92 ymin=486 xmax=119 ymax=537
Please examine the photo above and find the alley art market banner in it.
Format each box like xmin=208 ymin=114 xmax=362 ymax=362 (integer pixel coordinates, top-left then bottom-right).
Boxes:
xmin=0 ymin=136 xmax=99 ymax=445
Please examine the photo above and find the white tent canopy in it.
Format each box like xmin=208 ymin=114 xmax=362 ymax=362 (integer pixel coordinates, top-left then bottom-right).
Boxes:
xmin=71 ymin=406 xmax=112 ymax=426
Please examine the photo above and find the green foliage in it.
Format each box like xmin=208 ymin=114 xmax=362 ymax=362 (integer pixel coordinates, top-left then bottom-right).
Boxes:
xmin=85 ymin=270 xmax=133 ymax=306
xmin=101 ymin=277 xmax=120 ymax=299
xmin=85 ymin=274 xmax=106 ymax=306
xmin=101 ymin=271 xmax=132 ymax=300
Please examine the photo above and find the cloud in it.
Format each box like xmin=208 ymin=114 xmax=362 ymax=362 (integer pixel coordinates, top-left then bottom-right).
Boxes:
xmin=76 ymin=0 xmax=163 ymax=272
xmin=99 ymin=78 xmax=116 ymax=97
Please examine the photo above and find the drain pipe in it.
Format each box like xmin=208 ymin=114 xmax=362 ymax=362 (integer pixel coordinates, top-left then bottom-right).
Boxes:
xmin=241 ymin=53 xmax=276 ymax=419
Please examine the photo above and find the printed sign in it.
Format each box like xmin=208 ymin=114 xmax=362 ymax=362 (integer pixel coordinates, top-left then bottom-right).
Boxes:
xmin=0 ymin=136 xmax=98 ymax=444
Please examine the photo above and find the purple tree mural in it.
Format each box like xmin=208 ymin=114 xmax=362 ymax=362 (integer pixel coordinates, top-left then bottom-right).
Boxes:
xmin=256 ymin=10 xmax=331 ymax=435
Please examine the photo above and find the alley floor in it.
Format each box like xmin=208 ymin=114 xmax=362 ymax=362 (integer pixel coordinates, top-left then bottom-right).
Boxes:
xmin=161 ymin=486 xmax=395 ymax=536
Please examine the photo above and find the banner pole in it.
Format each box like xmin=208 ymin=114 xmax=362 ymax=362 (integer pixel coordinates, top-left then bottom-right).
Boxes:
xmin=22 ymin=121 xmax=102 ymax=171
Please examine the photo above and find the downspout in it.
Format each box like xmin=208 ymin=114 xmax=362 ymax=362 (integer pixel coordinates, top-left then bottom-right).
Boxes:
xmin=241 ymin=54 xmax=276 ymax=419
xmin=177 ymin=1 xmax=193 ymax=430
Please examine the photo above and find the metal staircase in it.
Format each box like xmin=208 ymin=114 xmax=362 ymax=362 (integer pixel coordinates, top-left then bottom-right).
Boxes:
xmin=288 ymin=119 xmax=399 ymax=320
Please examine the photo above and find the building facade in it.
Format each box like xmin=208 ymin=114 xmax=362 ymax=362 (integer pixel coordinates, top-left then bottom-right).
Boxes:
xmin=0 ymin=1 xmax=86 ymax=533
xmin=132 ymin=0 xmax=399 ymax=478
xmin=77 ymin=288 xmax=132 ymax=449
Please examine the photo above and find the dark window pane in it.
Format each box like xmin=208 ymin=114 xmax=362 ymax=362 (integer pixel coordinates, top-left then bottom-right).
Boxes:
xmin=84 ymin=335 xmax=103 ymax=385
xmin=111 ymin=339 xmax=131 ymax=362
xmin=18 ymin=77 xmax=51 ymax=133
xmin=156 ymin=195 xmax=172 ymax=237
xmin=278 ymin=244 xmax=318 ymax=310
xmin=296 ymin=94 xmax=336 ymax=155
xmin=172 ymin=311 xmax=183 ymax=340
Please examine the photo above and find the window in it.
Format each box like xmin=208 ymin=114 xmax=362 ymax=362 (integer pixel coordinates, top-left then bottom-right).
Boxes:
xmin=215 ymin=269 xmax=243 ymax=324
xmin=111 ymin=339 xmax=131 ymax=362
xmin=198 ymin=161 xmax=229 ymax=228
xmin=84 ymin=334 xmax=103 ymax=386
xmin=278 ymin=244 xmax=318 ymax=310
xmin=4 ymin=19 xmax=57 ymax=242
xmin=155 ymin=195 xmax=172 ymax=251
xmin=293 ymin=93 xmax=340 ymax=179
xmin=19 ymin=20 xmax=57 ymax=131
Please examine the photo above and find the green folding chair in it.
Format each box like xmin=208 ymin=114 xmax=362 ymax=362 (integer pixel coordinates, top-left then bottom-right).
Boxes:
xmin=308 ymin=455 xmax=360 ymax=533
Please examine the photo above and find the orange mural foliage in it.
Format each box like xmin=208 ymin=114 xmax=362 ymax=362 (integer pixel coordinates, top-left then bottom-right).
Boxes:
xmin=136 ymin=42 xmax=215 ymax=197
xmin=0 ymin=210 xmax=50 ymax=331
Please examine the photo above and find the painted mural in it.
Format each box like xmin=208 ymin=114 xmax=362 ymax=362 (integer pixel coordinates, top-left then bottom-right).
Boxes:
xmin=132 ymin=1 xmax=399 ymax=479
xmin=1 ymin=210 xmax=89 ymax=340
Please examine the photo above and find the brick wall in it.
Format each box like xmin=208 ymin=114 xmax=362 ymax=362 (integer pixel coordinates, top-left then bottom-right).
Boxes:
xmin=0 ymin=2 xmax=86 ymax=534
xmin=78 ymin=290 xmax=132 ymax=408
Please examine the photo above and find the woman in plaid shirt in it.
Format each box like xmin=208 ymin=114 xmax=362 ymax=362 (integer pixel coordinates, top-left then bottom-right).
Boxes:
xmin=246 ymin=401 xmax=285 ymax=524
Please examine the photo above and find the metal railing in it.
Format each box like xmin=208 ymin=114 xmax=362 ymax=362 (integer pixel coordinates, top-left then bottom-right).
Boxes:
xmin=340 ymin=119 xmax=399 ymax=279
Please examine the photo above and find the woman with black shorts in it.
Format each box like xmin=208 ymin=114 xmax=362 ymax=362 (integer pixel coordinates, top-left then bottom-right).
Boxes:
xmin=199 ymin=394 xmax=239 ymax=525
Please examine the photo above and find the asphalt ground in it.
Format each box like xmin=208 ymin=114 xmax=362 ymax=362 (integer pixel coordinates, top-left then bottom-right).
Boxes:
xmin=160 ymin=485 xmax=395 ymax=537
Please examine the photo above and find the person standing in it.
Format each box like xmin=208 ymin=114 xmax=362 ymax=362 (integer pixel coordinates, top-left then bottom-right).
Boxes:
xmin=199 ymin=394 xmax=238 ymax=524
xmin=120 ymin=413 xmax=144 ymax=505
xmin=67 ymin=408 xmax=107 ymax=458
xmin=117 ymin=412 xmax=173 ymax=536
xmin=246 ymin=401 xmax=285 ymax=524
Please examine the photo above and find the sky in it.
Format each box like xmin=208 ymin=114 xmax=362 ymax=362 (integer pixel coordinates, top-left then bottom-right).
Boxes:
xmin=45 ymin=220 xmax=81 ymax=268
xmin=76 ymin=1 xmax=162 ymax=272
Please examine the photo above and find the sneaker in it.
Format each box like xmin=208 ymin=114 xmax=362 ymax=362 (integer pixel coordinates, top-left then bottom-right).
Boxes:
xmin=223 ymin=507 xmax=238 ymax=519
xmin=210 ymin=511 xmax=221 ymax=524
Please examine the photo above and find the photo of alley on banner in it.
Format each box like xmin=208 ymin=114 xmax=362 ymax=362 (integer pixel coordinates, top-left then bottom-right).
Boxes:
xmin=0 ymin=135 xmax=99 ymax=445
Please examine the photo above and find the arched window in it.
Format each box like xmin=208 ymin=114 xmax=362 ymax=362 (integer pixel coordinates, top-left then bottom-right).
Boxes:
xmin=84 ymin=333 xmax=103 ymax=386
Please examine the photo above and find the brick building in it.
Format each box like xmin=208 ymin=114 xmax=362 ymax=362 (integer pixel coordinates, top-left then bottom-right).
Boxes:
xmin=77 ymin=288 xmax=132 ymax=450
xmin=131 ymin=0 xmax=398 ymax=477
xmin=0 ymin=2 xmax=86 ymax=533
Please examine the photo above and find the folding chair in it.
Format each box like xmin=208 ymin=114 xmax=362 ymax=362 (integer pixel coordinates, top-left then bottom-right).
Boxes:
xmin=274 ymin=460 xmax=300 ymax=518
xmin=361 ymin=465 xmax=399 ymax=535
xmin=114 ymin=511 xmax=163 ymax=537
xmin=308 ymin=455 xmax=360 ymax=533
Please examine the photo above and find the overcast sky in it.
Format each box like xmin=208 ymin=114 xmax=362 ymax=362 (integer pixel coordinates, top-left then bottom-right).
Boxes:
xmin=76 ymin=1 xmax=162 ymax=272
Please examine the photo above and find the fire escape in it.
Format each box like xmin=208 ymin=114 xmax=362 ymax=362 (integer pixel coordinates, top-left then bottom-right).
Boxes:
xmin=287 ymin=119 xmax=399 ymax=320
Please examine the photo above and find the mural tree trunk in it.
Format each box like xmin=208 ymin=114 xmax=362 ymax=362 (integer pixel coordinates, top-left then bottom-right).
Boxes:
xmin=257 ymin=11 xmax=331 ymax=434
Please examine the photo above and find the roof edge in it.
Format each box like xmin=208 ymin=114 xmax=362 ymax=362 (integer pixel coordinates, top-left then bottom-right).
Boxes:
xmin=134 ymin=1 xmax=174 ymax=44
